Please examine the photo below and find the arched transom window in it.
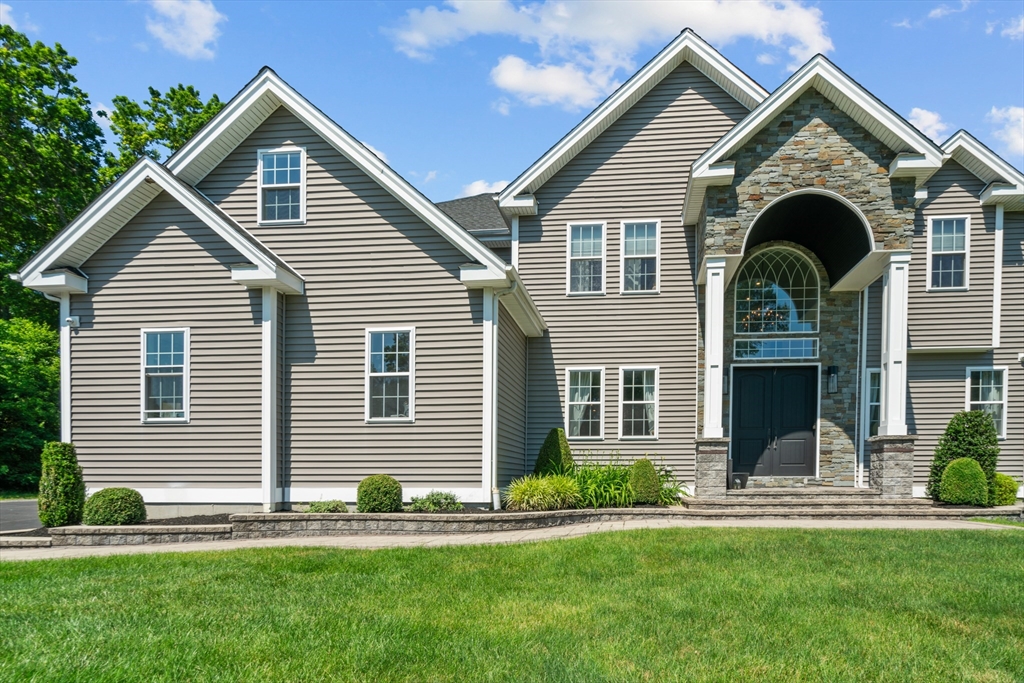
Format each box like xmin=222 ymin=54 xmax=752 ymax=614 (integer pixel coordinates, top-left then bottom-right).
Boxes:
xmin=735 ymin=248 xmax=819 ymax=334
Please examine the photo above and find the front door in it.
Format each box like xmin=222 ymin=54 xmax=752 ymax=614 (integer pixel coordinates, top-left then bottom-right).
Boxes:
xmin=731 ymin=366 xmax=817 ymax=477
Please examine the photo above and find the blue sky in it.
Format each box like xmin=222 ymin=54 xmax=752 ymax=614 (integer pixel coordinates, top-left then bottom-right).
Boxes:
xmin=2 ymin=0 xmax=1022 ymax=202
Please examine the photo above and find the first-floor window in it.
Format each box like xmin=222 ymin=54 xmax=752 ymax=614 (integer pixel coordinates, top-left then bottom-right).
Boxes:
xmin=621 ymin=367 xmax=658 ymax=438
xmin=366 ymin=329 xmax=414 ymax=421
xmin=567 ymin=368 xmax=603 ymax=438
xmin=967 ymin=368 xmax=1006 ymax=438
xmin=142 ymin=329 xmax=188 ymax=421
xmin=867 ymin=369 xmax=881 ymax=437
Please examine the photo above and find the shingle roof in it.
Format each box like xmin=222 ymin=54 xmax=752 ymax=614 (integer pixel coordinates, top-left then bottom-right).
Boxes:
xmin=436 ymin=193 xmax=511 ymax=237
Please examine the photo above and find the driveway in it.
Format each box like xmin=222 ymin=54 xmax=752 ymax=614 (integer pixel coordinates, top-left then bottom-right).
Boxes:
xmin=0 ymin=500 xmax=41 ymax=532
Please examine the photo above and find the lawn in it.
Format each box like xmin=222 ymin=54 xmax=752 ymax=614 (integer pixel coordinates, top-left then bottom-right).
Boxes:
xmin=971 ymin=517 xmax=1024 ymax=528
xmin=2 ymin=528 xmax=1022 ymax=682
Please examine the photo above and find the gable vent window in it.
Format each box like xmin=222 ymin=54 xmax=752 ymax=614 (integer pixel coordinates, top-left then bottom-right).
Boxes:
xmin=141 ymin=329 xmax=189 ymax=422
xmin=622 ymin=221 xmax=659 ymax=293
xmin=258 ymin=148 xmax=305 ymax=224
xmin=928 ymin=217 xmax=968 ymax=289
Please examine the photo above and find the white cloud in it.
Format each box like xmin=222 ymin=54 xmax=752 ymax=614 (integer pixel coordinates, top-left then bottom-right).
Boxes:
xmin=988 ymin=106 xmax=1024 ymax=158
xmin=908 ymin=107 xmax=949 ymax=142
xmin=389 ymin=0 xmax=833 ymax=110
xmin=361 ymin=141 xmax=389 ymax=164
xmin=893 ymin=19 xmax=914 ymax=29
xmin=492 ymin=97 xmax=511 ymax=116
xmin=423 ymin=170 xmax=438 ymax=183
xmin=1000 ymin=15 xmax=1024 ymax=39
xmin=93 ymin=102 xmax=113 ymax=131
xmin=146 ymin=0 xmax=226 ymax=60
xmin=756 ymin=52 xmax=777 ymax=65
xmin=928 ymin=1 xmax=973 ymax=20
xmin=1 ymin=3 xmax=38 ymax=32
xmin=460 ymin=179 xmax=509 ymax=197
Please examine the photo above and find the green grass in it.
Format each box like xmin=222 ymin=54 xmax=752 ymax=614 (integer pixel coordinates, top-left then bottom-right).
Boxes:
xmin=2 ymin=529 xmax=1023 ymax=682
xmin=0 ymin=489 xmax=36 ymax=500
xmin=971 ymin=517 xmax=1024 ymax=528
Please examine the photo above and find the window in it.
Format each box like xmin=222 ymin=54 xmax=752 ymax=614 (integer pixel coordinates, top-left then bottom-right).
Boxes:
xmin=734 ymin=338 xmax=818 ymax=359
xmin=621 ymin=221 xmax=659 ymax=293
xmin=566 ymin=368 xmax=604 ymax=438
xmin=141 ymin=329 xmax=188 ymax=422
xmin=567 ymin=223 xmax=605 ymax=294
xmin=258 ymin=148 xmax=305 ymax=224
xmin=967 ymin=368 xmax=1007 ymax=439
xmin=366 ymin=329 xmax=414 ymax=421
xmin=928 ymin=217 xmax=968 ymax=290
xmin=735 ymin=248 xmax=819 ymax=334
xmin=620 ymin=368 xmax=658 ymax=439
xmin=867 ymin=369 xmax=881 ymax=437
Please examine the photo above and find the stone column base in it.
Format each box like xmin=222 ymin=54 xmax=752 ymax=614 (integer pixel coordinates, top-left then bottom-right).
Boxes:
xmin=867 ymin=435 xmax=917 ymax=499
xmin=695 ymin=437 xmax=730 ymax=499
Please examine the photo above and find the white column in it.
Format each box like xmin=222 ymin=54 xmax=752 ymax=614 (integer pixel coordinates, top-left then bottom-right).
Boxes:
xmin=878 ymin=252 xmax=911 ymax=436
xmin=992 ymin=204 xmax=1003 ymax=348
xmin=702 ymin=258 xmax=727 ymax=438
xmin=261 ymin=287 xmax=279 ymax=512
xmin=482 ymin=289 xmax=499 ymax=507
xmin=59 ymin=293 xmax=72 ymax=443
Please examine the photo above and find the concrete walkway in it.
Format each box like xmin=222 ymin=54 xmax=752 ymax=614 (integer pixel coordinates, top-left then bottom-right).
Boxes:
xmin=2 ymin=516 xmax=1017 ymax=563
xmin=0 ymin=500 xmax=40 ymax=533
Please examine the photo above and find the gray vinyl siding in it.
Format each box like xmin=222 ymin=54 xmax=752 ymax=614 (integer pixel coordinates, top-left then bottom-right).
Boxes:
xmin=69 ymin=192 xmax=263 ymax=488
xmin=496 ymin=302 xmax=528 ymax=487
xmin=909 ymin=161 xmax=996 ymax=348
xmin=197 ymin=107 xmax=484 ymax=490
xmin=518 ymin=62 xmax=749 ymax=479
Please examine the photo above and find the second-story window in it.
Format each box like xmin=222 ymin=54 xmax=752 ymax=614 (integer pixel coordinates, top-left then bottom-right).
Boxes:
xmin=928 ymin=217 xmax=968 ymax=289
xmin=567 ymin=223 xmax=605 ymax=294
xmin=622 ymin=221 xmax=659 ymax=293
xmin=258 ymin=148 xmax=305 ymax=224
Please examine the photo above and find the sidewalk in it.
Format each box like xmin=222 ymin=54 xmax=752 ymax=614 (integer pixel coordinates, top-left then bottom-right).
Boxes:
xmin=2 ymin=516 xmax=1016 ymax=562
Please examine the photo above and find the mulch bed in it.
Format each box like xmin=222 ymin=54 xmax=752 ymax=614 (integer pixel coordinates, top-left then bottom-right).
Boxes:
xmin=138 ymin=514 xmax=232 ymax=526
xmin=2 ymin=527 xmax=52 ymax=538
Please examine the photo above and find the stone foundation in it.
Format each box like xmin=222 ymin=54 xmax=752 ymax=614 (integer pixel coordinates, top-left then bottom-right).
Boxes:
xmin=867 ymin=435 xmax=917 ymax=499
xmin=694 ymin=437 xmax=730 ymax=498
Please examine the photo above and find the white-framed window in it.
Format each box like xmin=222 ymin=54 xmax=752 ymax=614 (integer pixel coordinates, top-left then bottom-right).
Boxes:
xmin=620 ymin=220 xmax=660 ymax=294
xmin=566 ymin=223 xmax=606 ymax=295
xmin=734 ymin=247 xmax=819 ymax=334
xmin=565 ymin=367 xmax=604 ymax=439
xmin=140 ymin=328 xmax=189 ymax=423
xmin=257 ymin=147 xmax=306 ymax=225
xmin=927 ymin=216 xmax=969 ymax=290
xmin=365 ymin=328 xmax=415 ymax=422
xmin=866 ymin=369 xmax=881 ymax=437
xmin=966 ymin=367 xmax=1007 ymax=439
xmin=619 ymin=367 xmax=658 ymax=439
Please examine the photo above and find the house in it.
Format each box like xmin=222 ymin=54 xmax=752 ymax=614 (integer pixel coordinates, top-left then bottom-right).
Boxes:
xmin=13 ymin=30 xmax=1023 ymax=513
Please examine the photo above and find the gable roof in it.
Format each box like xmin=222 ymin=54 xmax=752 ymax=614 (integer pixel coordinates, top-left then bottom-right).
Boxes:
xmin=941 ymin=130 xmax=1024 ymax=211
xmin=14 ymin=157 xmax=304 ymax=295
xmin=165 ymin=67 xmax=510 ymax=282
xmin=497 ymin=29 xmax=768 ymax=214
xmin=681 ymin=54 xmax=946 ymax=225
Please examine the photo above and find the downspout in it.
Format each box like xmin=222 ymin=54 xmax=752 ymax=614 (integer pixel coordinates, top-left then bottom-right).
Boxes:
xmin=488 ymin=279 xmax=520 ymax=510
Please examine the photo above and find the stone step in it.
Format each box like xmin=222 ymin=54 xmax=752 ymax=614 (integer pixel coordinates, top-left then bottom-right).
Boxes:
xmin=680 ymin=506 xmax=1022 ymax=519
xmin=725 ymin=488 xmax=882 ymax=496
xmin=0 ymin=537 xmax=51 ymax=548
xmin=686 ymin=497 xmax=933 ymax=508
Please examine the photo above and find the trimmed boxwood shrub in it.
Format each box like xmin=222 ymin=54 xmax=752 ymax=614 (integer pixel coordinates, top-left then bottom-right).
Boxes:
xmin=37 ymin=442 xmax=85 ymax=527
xmin=939 ymin=458 xmax=988 ymax=506
xmin=406 ymin=491 xmax=463 ymax=512
xmin=630 ymin=458 xmax=660 ymax=505
xmin=357 ymin=474 xmax=403 ymax=513
xmin=993 ymin=473 xmax=1019 ymax=507
xmin=926 ymin=411 xmax=999 ymax=502
xmin=83 ymin=487 xmax=147 ymax=525
xmin=533 ymin=427 xmax=574 ymax=476
xmin=306 ymin=499 xmax=348 ymax=513
xmin=504 ymin=474 xmax=580 ymax=511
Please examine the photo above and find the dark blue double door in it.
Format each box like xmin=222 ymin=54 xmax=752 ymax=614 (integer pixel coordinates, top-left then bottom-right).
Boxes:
xmin=731 ymin=366 xmax=817 ymax=477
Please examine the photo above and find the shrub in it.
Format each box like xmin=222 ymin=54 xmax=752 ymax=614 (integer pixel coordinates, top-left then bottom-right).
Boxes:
xmin=629 ymin=458 xmax=660 ymax=505
xmin=306 ymin=499 xmax=348 ymax=513
xmin=573 ymin=462 xmax=634 ymax=509
xmin=504 ymin=474 xmax=580 ymax=511
xmin=82 ymin=487 xmax=147 ymax=525
xmin=657 ymin=464 xmax=689 ymax=506
xmin=993 ymin=473 xmax=1019 ymax=507
xmin=357 ymin=474 xmax=403 ymax=513
xmin=406 ymin=490 xmax=463 ymax=512
xmin=37 ymin=442 xmax=85 ymax=527
xmin=939 ymin=458 xmax=988 ymax=506
xmin=926 ymin=411 xmax=999 ymax=502
xmin=533 ymin=427 xmax=574 ymax=476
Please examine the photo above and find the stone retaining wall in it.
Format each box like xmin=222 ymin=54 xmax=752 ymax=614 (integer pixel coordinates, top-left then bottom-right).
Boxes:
xmin=49 ymin=525 xmax=233 ymax=546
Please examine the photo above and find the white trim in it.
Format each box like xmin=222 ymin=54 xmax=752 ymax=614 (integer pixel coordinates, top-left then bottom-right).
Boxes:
xmin=925 ymin=215 xmax=971 ymax=292
xmin=993 ymin=204 xmax=1003 ymax=348
xmin=511 ymin=216 xmax=520 ymax=270
xmin=565 ymin=367 xmax=606 ymax=441
xmin=733 ymin=245 xmax=821 ymax=335
xmin=261 ymin=288 xmax=279 ymax=512
xmin=703 ymin=257 xmax=727 ymax=438
xmin=364 ymin=327 xmax=416 ymax=423
xmin=942 ymin=130 xmax=1024 ymax=210
xmin=139 ymin=328 xmax=190 ymax=424
xmin=618 ymin=366 xmax=660 ymax=440
xmin=256 ymin=146 xmax=306 ymax=226
xmin=965 ymin=366 xmax=1008 ymax=440
xmin=856 ymin=285 xmax=870 ymax=487
xmin=619 ymin=219 xmax=661 ymax=295
xmin=565 ymin=222 xmax=607 ymax=295
xmin=878 ymin=253 xmax=911 ymax=436
xmin=482 ymin=289 xmax=498 ymax=505
xmin=125 ymin=488 xmax=264 ymax=504
xmin=287 ymin=487 xmax=491 ymax=505
xmin=59 ymin=293 xmax=71 ymax=443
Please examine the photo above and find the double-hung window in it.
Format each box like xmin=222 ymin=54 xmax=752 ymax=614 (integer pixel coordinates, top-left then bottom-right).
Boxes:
xmin=620 ymin=367 xmax=658 ymax=439
xmin=967 ymin=367 xmax=1007 ymax=439
xmin=258 ymin=148 xmax=305 ymax=224
xmin=928 ymin=217 xmax=968 ymax=289
xmin=621 ymin=221 xmax=659 ymax=293
xmin=567 ymin=223 xmax=605 ymax=294
xmin=566 ymin=368 xmax=604 ymax=438
xmin=141 ymin=329 xmax=188 ymax=422
xmin=366 ymin=329 xmax=414 ymax=421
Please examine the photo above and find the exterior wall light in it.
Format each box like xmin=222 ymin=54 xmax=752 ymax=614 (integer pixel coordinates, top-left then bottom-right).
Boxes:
xmin=827 ymin=365 xmax=839 ymax=394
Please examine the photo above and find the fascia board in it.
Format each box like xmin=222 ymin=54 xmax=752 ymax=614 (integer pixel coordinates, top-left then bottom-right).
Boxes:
xmin=503 ymin=266 xmax=547 ymax=337
xmin=21 ymin=269 xmax=89 ymax=294
xmin=231 ymin=266 xmax=305 ymax=295
xmin=943 ymin=131 xmax=1024 ymax=189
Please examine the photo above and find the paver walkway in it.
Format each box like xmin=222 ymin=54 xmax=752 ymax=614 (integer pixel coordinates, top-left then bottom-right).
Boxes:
xmin=1 ymin=517 xmax=1016 ymax=562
